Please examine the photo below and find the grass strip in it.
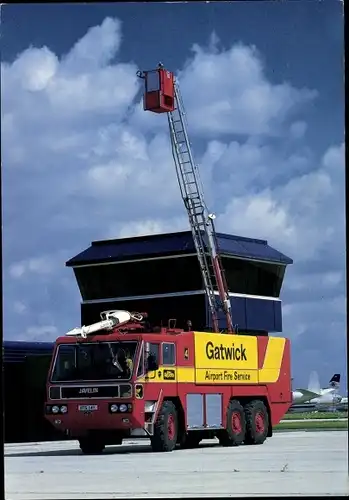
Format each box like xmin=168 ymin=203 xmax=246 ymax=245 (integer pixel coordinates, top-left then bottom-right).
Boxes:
xmin=283 ymin=411 xmax=347 ymax=420
xmin=276 ymin=419 xmax=348 ymax=430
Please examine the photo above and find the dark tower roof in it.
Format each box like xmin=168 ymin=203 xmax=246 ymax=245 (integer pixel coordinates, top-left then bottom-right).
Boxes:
xmin=66 ymin=230 xmax=293 ymax=267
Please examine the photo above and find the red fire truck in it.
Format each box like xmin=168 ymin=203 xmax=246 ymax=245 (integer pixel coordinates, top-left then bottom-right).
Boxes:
xmin=44 ymin=65 xmax=292 ymax=454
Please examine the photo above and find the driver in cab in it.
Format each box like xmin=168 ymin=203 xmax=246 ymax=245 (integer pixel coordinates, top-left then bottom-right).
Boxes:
xmin=111 ymin=348 xmax=133 ymax=377
xmin=124 ymin=349 xmax=133 ymax=375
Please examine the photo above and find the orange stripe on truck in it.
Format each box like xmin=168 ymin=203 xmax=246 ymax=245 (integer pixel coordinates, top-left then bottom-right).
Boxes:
xmin=258 ymin=337 xmax=286 ymax=384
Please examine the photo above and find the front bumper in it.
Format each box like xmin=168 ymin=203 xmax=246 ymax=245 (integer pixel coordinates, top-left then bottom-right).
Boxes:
xmin=44 ymin=400 xmax=143 ymax=434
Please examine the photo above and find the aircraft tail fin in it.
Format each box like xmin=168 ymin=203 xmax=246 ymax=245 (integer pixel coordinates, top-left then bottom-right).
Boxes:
xmin=329 ymin=373 xmax=340 ymax=387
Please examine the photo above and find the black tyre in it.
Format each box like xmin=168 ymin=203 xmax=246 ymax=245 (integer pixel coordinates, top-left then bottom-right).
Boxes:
xmin=151 ymin=401 xmax=178 ymax=452
xmin=79 ymin=436 xmax=105 ymax=455
xmin=244 ymin=400 xmax=269 ymax=445
xmin=218 ymin=399 xmax=245 ymax=447
xmin=180 ymin=432 xmax=201 ymax=449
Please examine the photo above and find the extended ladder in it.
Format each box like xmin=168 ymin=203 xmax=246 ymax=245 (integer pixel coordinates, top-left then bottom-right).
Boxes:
xmin=167 ymin=83 xmax=234 ymax=333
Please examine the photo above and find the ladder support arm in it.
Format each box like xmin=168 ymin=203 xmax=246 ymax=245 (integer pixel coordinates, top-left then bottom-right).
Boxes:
xmin=167 ymin=82 xmax=234 ymax=333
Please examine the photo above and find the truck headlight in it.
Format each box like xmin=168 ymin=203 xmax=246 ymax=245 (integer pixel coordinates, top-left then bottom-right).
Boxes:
xmin=119 ymin=404 xmax=127 ymax=413
xmin=60 ymin=405 xmax=68 ymax=414
xmin=52 ymin=406 xmax=60 ymax=414
xmin=110 ymin=404 xmax=118 ymax=413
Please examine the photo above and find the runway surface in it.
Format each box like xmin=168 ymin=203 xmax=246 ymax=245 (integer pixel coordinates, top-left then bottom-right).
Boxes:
xmin=5 ymin=431 xmax=349 ymax=498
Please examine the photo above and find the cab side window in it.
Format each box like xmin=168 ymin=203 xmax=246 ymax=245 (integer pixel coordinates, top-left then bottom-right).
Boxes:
xmin=149 ymin=343 xmax=160 ymax=364
xmin=52 ymin=345 xmax=76 ymax=382
xmin=162 ymin=343 xmax=175 ymax=365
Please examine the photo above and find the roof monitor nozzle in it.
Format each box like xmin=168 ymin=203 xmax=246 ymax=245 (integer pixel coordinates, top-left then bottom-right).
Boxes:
xmin=65 ymin=310 xmax=144 ymax=338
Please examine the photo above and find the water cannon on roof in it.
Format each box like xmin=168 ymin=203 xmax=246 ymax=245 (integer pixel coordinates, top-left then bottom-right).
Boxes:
xmin=65 ymin=310 xmax=144 ymax=338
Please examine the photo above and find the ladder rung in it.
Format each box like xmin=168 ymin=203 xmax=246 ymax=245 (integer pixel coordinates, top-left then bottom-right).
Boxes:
xmin=172 ymin=99 xmax=228 ymax=316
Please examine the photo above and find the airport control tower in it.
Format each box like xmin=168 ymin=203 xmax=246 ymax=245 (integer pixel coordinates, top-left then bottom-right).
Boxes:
xmin=66 ymin=230 xmax=293 ymax=335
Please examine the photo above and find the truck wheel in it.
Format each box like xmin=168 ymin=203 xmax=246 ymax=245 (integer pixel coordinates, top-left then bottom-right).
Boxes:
xmin=180 ymin=432 xmax=201 ymax=449
xmin=244 ymin=400 xmax=269 ymax=445
xmin=151 ymin=401 xmax=178 ymax=452
xmin=219 ymin=399 xmax=245 ymax=447
xmin=79 ymin=436 xmax=105 ymax=455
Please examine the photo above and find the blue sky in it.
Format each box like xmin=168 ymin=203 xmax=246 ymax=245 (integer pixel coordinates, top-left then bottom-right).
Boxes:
xmin=1 ymin=2 xmax=345 ymax=389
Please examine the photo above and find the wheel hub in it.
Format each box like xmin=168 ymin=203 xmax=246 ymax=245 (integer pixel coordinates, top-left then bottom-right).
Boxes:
xmin=255 ymin=412 xmax=265 ymax=434
xmin=232 ymin=411 xmax=242 ymax=434
xmin=167 ymin=414 xmax=175 ymax=440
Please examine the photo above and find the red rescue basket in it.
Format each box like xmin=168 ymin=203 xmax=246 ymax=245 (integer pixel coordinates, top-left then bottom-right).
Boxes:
xmin=137 ymin=66 xmax=175 ymax=113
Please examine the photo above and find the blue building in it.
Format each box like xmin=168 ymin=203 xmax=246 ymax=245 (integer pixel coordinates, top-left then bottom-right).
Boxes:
xmin=3 ymin=341 xmax=55 ymax=443
xmin=3 ymin=340 xmax=54 ymax=362
xmin=67 ymin=230 xmax=292 ymax=335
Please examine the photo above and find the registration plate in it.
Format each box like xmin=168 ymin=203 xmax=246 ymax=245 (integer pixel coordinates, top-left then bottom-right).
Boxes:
xmin=78 ymin=404 xmax=98 ymax=412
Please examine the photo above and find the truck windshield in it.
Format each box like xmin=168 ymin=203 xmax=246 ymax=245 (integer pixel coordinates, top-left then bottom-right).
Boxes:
xmin=51 ymin=341 xmax=138 ymax=382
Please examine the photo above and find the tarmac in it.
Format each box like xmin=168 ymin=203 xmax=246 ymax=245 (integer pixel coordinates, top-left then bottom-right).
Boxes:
xmin=5 ymin=431 xmax=349 ymax=498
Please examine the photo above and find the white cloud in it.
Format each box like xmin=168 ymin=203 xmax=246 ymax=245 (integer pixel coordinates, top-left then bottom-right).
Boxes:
xmin=2 ymin=19 xmax=318 ymax=233
xmin=109 ymin=215 xmax=188 ymax=239
xmin=11 ymin=46 xmax=58 ymax=92
xmin=24 ymin=325 xmax=59 ymax=341
xmin=1 ymin=18 xmax=345 ymax=386
xmin=7 ymin=250 xmax=73 ymax=281
xmin=9 ymin=257 xmax=52 ymax=278
xmin=289 ymin=121 xmax=307 ymax=139
xmin=287 ymin=271 xmax=343 ymax=291
xmin=177 ymin=40 xmax=317 ymax=137
xmin=9 ymin=256 xmax=56 ymax=279
xmin=1 ymin=17 xmax=140 ymax=163
xmin=13 ymin=301 xmax=27 ymax=315
xmin=63 ymin=17 xmax=122 ymax=72
xmin=219 ymin=142 xmax=344 ymax=262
